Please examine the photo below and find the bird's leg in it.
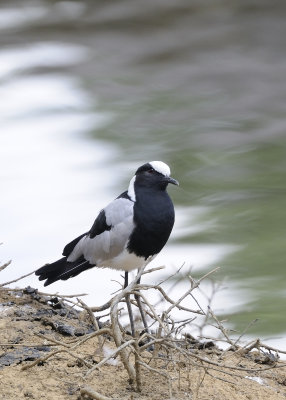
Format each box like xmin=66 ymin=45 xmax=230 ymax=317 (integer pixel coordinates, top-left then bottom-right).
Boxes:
xmin=124 ymin=271 xmax=135 ymax=337
xmin=134 ymin=276 xmax=149 ymax=333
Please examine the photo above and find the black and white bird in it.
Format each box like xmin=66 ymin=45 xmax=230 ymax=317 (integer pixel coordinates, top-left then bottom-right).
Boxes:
xmin=36 ymin=161 xmax=178 ymax=334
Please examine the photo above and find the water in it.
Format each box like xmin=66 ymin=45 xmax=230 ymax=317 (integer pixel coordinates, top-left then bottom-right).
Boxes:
xmin=0 ymin=1 xmax=286 ymax=347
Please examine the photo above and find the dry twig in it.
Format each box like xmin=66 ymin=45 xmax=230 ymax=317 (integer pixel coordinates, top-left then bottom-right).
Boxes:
xmin=0 ymin=269 xmax=37 ymax=287
xmin=80 ymin=386 xmax=120 ymax=400
xmin=0 ymin=260 xmax=12 ymax=272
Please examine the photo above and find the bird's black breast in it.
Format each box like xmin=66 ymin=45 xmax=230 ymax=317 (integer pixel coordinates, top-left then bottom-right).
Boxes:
xmin=127 ymin=189 xmax=175 ymax=259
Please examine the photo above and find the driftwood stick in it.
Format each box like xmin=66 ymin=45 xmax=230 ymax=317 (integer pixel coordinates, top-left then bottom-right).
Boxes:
xmin=77 ymin=298 xmax=100 ymax=331
xmin=70 ymin=328 xmax=111 ymax=350
xmin=90 ymin=299 xmax=113 ymax=313
xmin=138 ymin=284 xmax=203 ymax=314
xmin=0 ymin=269 xmax=37 ymax=287
xmin=38 ymin=291 xmax=88 ymax=298
xmin=207 ymin=307 xmax=235 ymax=347
xmin=142 ymin=266 xmax=165 ymax=275
xmin=21 ymin=349 xmax=63 ymax=370
xmin=132 ymin=290 xmax=170 ymax=335
xmin=0 ymin=260 xmax=12 ymax=272
xmin=86 ymin=339 xmax=135 ymax=376
xmin=80 ymin=386 xmax=120 ymax=400
xmin=34 ymin=332 xmax=70 ymax=348
xmin=109 ymin=266 xmax=148 ymax=383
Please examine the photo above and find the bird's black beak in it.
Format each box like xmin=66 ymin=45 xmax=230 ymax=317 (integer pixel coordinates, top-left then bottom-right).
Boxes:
xmin=166 ymin=176 xmax=179 ymax=186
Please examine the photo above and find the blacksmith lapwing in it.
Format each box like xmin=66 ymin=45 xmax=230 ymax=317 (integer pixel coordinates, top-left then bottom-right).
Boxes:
xmin=35 ymin=161 xmax=178 ymax=335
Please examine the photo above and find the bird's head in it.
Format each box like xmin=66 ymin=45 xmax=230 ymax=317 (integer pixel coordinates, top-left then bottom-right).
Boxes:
xmin=128 ymin=161 xmax=179 ymax=200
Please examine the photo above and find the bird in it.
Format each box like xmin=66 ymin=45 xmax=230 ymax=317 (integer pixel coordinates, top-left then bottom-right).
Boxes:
xmin=35 ymin=160 xmax=178 ymax=335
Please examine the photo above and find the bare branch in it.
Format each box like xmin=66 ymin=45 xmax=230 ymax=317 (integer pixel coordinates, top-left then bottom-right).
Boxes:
xmin=5 ymin=261 xmax=286 ymax=400
xmin=0 ymin=260 xmax=12 ymax=272
xmin=86 ymin=339 xmax=135 ymax=377
xmin=0 ymin=269 xmax=37 ymax=287
xmin=80 ymin=386 xmax=120 ymax=400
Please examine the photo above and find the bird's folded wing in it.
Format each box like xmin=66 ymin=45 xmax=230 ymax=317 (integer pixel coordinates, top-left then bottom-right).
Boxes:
xmin=63 ymin=232 xmax=88 ymax=257
xmin=66 ymin=197 xmax=135 ymax=264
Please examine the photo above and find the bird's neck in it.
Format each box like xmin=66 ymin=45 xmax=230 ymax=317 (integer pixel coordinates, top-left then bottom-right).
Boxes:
xmin=135 ymin=185 xmax=169 ymax=202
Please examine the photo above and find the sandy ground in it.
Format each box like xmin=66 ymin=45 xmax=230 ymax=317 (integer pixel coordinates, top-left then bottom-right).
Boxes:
xmin=0 ymin=288 xmax=286 ymax=400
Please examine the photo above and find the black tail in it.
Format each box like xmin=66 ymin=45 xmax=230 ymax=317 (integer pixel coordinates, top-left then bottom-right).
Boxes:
xmin=35 ymin=256 xmax=94 ymax=286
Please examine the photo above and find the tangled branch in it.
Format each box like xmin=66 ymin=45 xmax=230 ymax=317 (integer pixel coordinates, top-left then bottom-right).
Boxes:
xmin=2 ymin=260 xmax=285 ymax=399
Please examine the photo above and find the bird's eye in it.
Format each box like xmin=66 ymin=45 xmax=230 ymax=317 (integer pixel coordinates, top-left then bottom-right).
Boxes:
xmin=148 ymin=168 xmax=155 ymax=173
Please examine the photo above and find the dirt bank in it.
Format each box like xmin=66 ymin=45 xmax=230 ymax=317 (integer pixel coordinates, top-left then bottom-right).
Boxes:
xmin=0 ymin=288 xmax=285 ymax=400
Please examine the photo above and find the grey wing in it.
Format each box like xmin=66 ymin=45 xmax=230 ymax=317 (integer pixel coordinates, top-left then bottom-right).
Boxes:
xmin=67 ymin=198 xmax=135 ymax=264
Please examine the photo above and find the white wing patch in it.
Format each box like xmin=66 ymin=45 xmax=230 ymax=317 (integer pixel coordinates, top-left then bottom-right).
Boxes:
xmin=127 ymin=176 xmax=136 ymax=202
xmin=150 ymin=161 xmax=170 ymax=177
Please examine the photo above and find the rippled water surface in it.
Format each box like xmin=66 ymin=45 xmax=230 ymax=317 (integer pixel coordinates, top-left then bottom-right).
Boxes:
xmin=1 ymin=1 xmax=286 ymax=345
